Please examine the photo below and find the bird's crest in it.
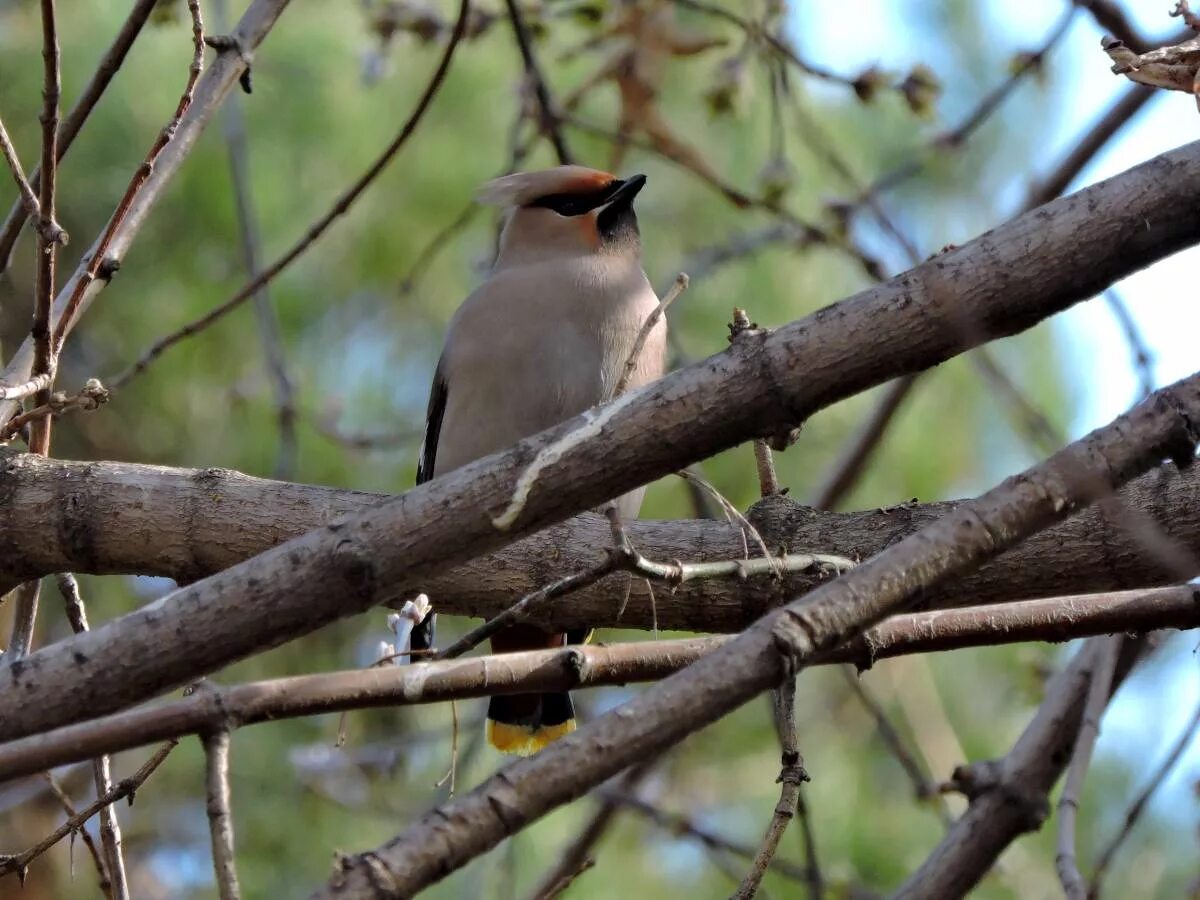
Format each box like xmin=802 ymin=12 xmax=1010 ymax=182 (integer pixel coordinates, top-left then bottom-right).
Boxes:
xmin=476 ymin=165 xmax=617 ymax=208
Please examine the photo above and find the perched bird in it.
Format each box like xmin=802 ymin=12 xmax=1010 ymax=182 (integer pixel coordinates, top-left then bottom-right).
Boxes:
xmin=415 ymin=165 xmax=666 ymax=756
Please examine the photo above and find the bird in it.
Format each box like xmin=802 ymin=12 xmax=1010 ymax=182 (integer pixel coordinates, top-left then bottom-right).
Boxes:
xmin=414 ymin=165 xmax=666 ymax=756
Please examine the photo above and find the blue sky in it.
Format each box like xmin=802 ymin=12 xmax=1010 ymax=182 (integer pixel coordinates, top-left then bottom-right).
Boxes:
xmin=801 ymin=0 xmax=1200 ymax=823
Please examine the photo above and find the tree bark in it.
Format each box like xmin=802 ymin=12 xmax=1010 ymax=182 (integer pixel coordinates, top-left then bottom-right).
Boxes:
xmin=1 ymin=451 xmax=1196 ymax=631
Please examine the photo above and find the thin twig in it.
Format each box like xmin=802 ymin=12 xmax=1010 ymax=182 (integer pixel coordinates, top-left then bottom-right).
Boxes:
xmin=214 ymin=0 xmax=297 ymax=479
xmin=608 ymin=791 xmax=811 ymax=884
xmin=6 ymin=580 xmax=41 ymax=659
xmin=854 ymin=7 xmax=1077 ymax=210
xmin=203 ymin=730 xmax=241 ymax=900
xmin=528 ymin=762 xmax=655 ymax=899
xmin=56 ymin=573 xmax=130 ymax=900
xmin=0 ymin=373 xmax=51 ymax=402
xmin=398 ymin=200 xmax=480 ymax=295
xmin=0 ymin=0 xmax=159 ymax=273
xmin=0 ymin=742 xmax=177 ymax=881
xmin=502 ymin=0 xmax=571 ymax=164
xmin=0 ymin=117 xmax=43 ymax=227
xmin=91 ymin=756 xmax=129 ymax=900
xmin=840 ymin=667 xmax=953 ymax=824
xmin=41 ymin=773 xmax=112 ymax=898
xmin=51 ymin=0 xmax=206 ymax=352
xmin=29 ymin=0 xmax=65 ymax=462
xmin=0 ymin=378 xmax=110 ymax=443
xmin=808 ymin=375 xmax=916 ymax=510
xmin=110 ymin=0 xmax=473 ymax=390
xmin=536 ymin=858 xmax=595 ymax=899
xmin=672 ymin=0 xmax=865 ymax=90
xmin=1089 ymin=698 xmax=1200 ymax=897
xmin=1057 ymin=636 xmax=1122 ymax=899
xmin=733 ymin=678 xmax=808 ymax=898
xmin=614 ymin=272 xmax=688 ymax=396
xmin=433 ymin=535 xmax=845 ymax=661
xmin=1103 ymin=289 xmax=1155 ymax=398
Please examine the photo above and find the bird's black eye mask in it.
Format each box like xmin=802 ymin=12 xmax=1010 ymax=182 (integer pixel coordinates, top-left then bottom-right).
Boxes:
xmin=527 ymin=179 xmax=628 ymax=217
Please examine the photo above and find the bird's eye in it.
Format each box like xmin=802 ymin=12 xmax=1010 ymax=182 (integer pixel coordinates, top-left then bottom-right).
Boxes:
xmin=551 ymin=198 xmax=584 ymax=216
xmin=529 ymin=189 xmax=608 ymax=217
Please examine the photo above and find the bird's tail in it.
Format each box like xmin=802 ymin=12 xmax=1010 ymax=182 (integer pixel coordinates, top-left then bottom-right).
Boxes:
xmin=487 ymin=692 xmax=576 ymax=756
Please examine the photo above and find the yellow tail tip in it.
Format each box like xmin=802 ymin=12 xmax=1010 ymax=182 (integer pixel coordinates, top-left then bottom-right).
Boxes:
xmin=487 ymin=719 xmax=576 ymax=756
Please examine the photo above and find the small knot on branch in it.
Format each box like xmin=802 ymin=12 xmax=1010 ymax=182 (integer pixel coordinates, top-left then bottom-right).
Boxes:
xmin=205 ymin=34 xmax=254 ymax=93
xmin=777 ymin=762 xmax=809 ymax=786
xmin=36 ymin=218 xmax=68 ymax=247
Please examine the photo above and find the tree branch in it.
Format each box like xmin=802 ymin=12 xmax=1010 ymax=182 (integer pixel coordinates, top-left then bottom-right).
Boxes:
xmin=895 ymin=637 xmax=1146 ymax=898
xmin=1 ymin=450 xmax=1197 ymax=631
xmin=0 ymin=585 xmax=1194 ymax=783
xmin=315 ymin=366 xmax=1200 ymax=896
xmin=2 ymin=140 xmax=1199 ymax=745
xmin=0 ymin=0 xmax=295 ymax=427
xmin=203 ymin=729 xmax=241 ymax=900
xmin=0 ymin=0 xmax=160 ymax=274
xmin=108 ymin=0 xmax=472 ymax=391
xmin=0 ymin=741 xmax=176 ymax=883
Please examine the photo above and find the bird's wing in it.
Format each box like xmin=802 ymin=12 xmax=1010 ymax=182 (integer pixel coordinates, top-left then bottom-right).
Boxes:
xmin=416 ymin=358 xmax=448 ymax=485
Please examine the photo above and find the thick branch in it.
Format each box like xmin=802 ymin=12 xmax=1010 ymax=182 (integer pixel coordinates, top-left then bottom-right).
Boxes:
xmin=0 ymin=586 xmax=1194 ymax=783
xmin=317 ymin=369 xmax=1200 ymax=897
xmin=895 ymin=637 xmax=1146 ymax=898
xmin=1 ymin=452 xmax=1197 ymax=631
xmin=2 ymin=140 xmax=1199 ymax=745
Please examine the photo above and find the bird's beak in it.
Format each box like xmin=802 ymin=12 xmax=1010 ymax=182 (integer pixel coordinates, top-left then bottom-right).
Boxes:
xmin=602 ymin=174 xmax=647 ymax=210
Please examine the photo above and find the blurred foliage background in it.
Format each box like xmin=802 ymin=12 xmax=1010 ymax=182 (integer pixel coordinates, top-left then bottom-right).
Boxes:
xmin=0 ymin=0 xmax=1194 ymax=897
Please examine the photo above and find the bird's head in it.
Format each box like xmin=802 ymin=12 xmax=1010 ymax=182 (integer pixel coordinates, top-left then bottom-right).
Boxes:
xmin=478 ymin=165 xmax=647 ymax=266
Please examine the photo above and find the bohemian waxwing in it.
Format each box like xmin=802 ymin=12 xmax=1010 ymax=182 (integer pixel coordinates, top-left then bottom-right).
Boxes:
xmin=415 ymin=165 xmax=666 ymax=755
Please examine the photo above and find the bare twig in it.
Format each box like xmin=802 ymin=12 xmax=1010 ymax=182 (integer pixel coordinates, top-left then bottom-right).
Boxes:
xmin=91 ymin=755 xmax=129 ymax=900
xmin=203 ymin=730 xmax=241 ymax=900
xmin=0 ymin=117 xmax=43 ymax=227
xmin=213 ymin=0 xmax=297 ymax=479
xmin=855 ymin=7 xmax=1077 ymax=210
xmin=6 ymin=580 xmax=42 ymax=659
xmin=31 ymin=0 xmax=66 ymax=450
xmin=794 ymin=776 xmax=823 ymax=900
xmin=536 ymin=858 xmax=595 ymax=899
xmin=502 ymin=0 xmax=571 ymax=164
xmin=56 ymin=573 xmax=129 ymax=900
xmin=432 ymin=528 xmax=843 ymax=661
xmin=41 ymin=773 xmax=112 ymax=898
xmin=609 ymin=791 xmax=811 ymax=884
xmin=614 ymin=272 xmax=688 ymax=397
xmin=0 ymin=378 xmax=110 ymax=443
xmin=0 ymin=374 xmax=51 ymax=403
xmin=841 ymin=667 xmax=951 ymax=822
xmin=733 ymin=678 xmax=808 ymax=898
xmin=528 ymin=762 xmax=655 ymax=899
xmin=311 ymin=412 xmax=421 ymax=452
xmin=0 ymin=0 xmax=294 ymax=432
xmin=110 ymin=0 xmax=473 ymax=390
xmin=671 ymin=0 xmax=866 ymax=91
xmin=1026 ymin=84 xmax=1156 ymax=207
xmin=809 ymin=375 xmax=915 ymax=510
xmin=0 ymin=741 xmax=176 ymax=881
xmin=51 ymin=0 xmax=206 ymax=352
xmin=2 ymin=585 xmax=1195 ymax=783
xmin=1057 ymin=636 xmax=1122 ymax=898
xmin=398 ymin=200 xmax=480 ymax=295
xmin=1104 ymin=289 xmax=1155 ymax=398
xmin=1089 ymin=698 xmax=1200 ymax=896
xmin=0 ymin=0 xmax=159 ymax=273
